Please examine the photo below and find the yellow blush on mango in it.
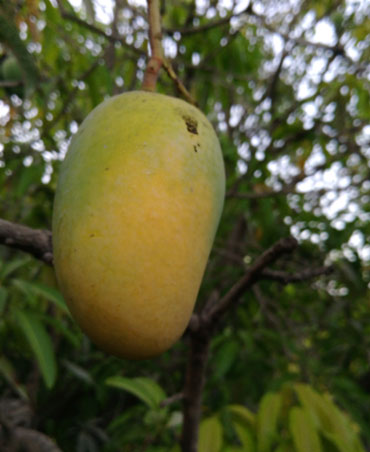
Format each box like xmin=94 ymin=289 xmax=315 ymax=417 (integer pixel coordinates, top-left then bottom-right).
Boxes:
xmin=52 ymin=91 xmax=225 ymax=359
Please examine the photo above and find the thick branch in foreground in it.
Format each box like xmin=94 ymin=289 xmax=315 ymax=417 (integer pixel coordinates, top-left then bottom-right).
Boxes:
xmin=0 ymin=219 xmax=53 ymax=265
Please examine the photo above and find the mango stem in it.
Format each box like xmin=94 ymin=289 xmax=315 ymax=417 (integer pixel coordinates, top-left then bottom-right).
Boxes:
xmin=142 ymin=0 xmax=163 ymax=92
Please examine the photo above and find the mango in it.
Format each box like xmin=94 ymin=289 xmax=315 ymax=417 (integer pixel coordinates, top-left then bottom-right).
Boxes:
xmin=52 ymin=91 xmax=225 ymax=359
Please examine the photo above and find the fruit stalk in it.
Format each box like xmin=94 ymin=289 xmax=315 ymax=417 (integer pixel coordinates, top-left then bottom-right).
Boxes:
xmin=142 ymin=0 xmax=163 ymax=91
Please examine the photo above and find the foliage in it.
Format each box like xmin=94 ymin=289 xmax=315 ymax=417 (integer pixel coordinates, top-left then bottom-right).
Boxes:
xmin=0 ymin=0 xmax=369 ymax=451
xmin=202 ymin=383 xmax=365 ymax=452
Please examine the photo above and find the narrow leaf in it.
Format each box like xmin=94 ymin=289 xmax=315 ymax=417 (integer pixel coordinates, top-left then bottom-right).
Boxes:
xmin=13 ymin=279 xmax=68 ymax=313
xmin=16 ymin=310 xmax=57 ymax=388
xmin=0 ymin=286 xmax=7 ymax=313
xmin=198 ymin=416 xmax=223 ymax=452
xmin=0 ymin=15 xmax=39 ymax=88
xmin=294 ymin=384 xmax=365 ymax=452
xmin=289 ymin=407 xmax=322 ymax=452
xmin=257 ymin=392 xmax=282 ymax=452
xmin=233 ymin=422 xmax=256 ymax=451
xmin=274 ymin=442 xmax=296 ymax=452
xmin=213 ymin=340 xmax=239 ymax=379
xmin=0 ymin=257 xmax=30 ymax=281
xmin=106 ymin=376 xmax=166 ymax=409
xmin=228 ymin=404 xmax=256 ymax=428
xmin=63 ymin=360 xmax=94 ymax=386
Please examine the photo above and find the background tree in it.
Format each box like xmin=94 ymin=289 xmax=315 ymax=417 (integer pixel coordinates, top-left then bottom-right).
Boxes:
xmin=0 ymin=0 xmax=369 ymax=451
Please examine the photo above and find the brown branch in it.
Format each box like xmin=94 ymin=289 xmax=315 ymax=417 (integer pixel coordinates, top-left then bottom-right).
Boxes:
xmin=142 ymin=0 xmax=163 ymax=92
xmin=203 ymin=237 xmax=298 ymax=325
xmin=164 ymin=5 xmax=251 ymax=36
xmin=5 ymin=427 xmax=62 ymax=452
xmin=247 ymin=9 xmax=368 ymax=74
xmin=162 ymin=59 xmax=197 ymax=106
xmin=160 ymin=392 xmax=184 ymax=408
xmin=0 ymin=219 xmax=53 ymax=265
xmin=262 ymin=266 xmax=333 ymax=284
xmin=180 ymin=332 xmax=210 ymax=452
xmin=56 ymin=0 xmax=143 ymax=55
xmin=0 ymin=80 xmax=22 ymax=88
xmin=181 ymin=237 xmax=299 ymax=451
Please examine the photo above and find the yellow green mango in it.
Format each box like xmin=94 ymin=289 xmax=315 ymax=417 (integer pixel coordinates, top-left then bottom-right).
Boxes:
xmin=52 ymin=91 xmax=225 ymax=359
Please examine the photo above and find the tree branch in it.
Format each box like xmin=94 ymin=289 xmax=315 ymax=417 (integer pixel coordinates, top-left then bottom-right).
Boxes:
xmin=203 ymin=236 xmax=298 ymax=325
xmin=0 ymin=219 xmax=53 ymax=265
xmin=160 ymin=392 xmax=184 ymax=408
xmin=262 ymin=266 xmax=333 ymax=284
xmin=56 ymin=0 xmax=143 ymax=55
xmin=164 ymin=5 xmax=251 ymax=36
xmin=162 ymin=59 xmax=197 ymax=106
xmin=180 ymin=331 xmax=210 ymax=452
xmin=181 ymin=237 xmax=299 ymax=451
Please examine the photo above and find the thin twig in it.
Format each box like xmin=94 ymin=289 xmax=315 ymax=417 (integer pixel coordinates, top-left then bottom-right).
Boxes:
xmin=262 ymin=266 xmax=333 ymax=284
xmin=162 ymin=59 xmax=197 ymax=106
xmin=164 ymin=5 xmax=251 ymax=36
xmin=56 ymin=0 xmax=143 ymax=55
xmin=160 ymin=392 xmax=184 ymax=408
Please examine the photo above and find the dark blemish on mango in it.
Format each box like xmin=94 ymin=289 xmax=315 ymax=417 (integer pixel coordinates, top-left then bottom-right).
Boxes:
xmin=105 ymin=167 xmax=109 ymax=171
xmin=193 ymin=143 xmax=201 ymax=153
xmin=89 ymin=233 xmax=95 ymax=237
xmin=182 ymin=115 xmax=198 ymax=135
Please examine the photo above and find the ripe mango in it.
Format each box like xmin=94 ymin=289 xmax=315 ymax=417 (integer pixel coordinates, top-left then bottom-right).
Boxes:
xmin=52 ymin=91 xmax=225 ymax=359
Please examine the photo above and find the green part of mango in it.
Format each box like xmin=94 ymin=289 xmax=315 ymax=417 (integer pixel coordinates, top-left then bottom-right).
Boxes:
xmin=52 ymin=91 xmax=225 ymax=360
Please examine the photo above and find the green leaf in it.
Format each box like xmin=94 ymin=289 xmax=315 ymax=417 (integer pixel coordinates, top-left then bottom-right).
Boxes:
xmin=169 ymin=446 xmax=181 ymax=452
xmin=0 ymin=257 xmax=30 ymax=281
xmin=289 ymin=407 xmax=322 ymax=452
xmin=63 ymin=360 xmax=94 ymax=386
xmin=0 ymin=286 xmax=8 ymax=314
xmin=16 ymin=310 xmax=57 ymax=389
xmin=13 ymin=279 xmax=69 ymax=313
xmin=233 ymin=422 xmax=256 ymax=451
xmin=228 ymin=404 xmax=256 ymax=429
xmin=15 ymin=164 xmax=44 ymax=197
xmin=257 ymin=392 xmax=282 ymax=452
xmin=0 ymin=15 xmax=39 ymax=89
xmin=0 ymin=356 xmax=29 ymax=400
xmin=213 ymin=339 xmax=239 ymax=379
xmin=294 ymin=384 xmax=365 ymax=452
xmin=228 ymin=404 xmax=256 ymax=450
xmin=106 ymin=376 xmax=166 ymax=409
xmin=222 ymin=447 xmax=245 ymax=452
xmin=274 ymin=441 xmax=296 ymax=452
xmin=198 ymin=416 xmax=223 ymax=452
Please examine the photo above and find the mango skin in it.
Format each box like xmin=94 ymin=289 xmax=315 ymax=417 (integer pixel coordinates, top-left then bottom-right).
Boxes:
xmin=52 ymin=91 xmax=225 ymax=359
